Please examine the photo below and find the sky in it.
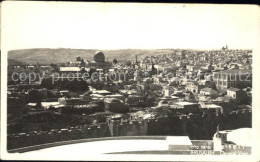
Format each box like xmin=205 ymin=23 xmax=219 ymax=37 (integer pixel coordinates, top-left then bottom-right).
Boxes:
xmin=1 ymin=2 xmax=260 ymax=51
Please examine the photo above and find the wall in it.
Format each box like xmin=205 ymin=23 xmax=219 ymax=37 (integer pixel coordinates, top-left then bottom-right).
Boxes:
xmin=108 ymin=119 xmax=147 ymax=137
xmin=7 ymin=110 xmax=252 ymax=150
xmin=7 ymin=123 xmax=110 ymax=150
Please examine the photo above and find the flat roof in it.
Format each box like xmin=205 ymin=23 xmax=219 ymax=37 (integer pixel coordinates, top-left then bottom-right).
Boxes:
xmin=175 ymin=102 xmax=196 ymax=106
xmin=59 ymin=67 xmax=81 ymax=72
xmin=28 ymin=101 xmax=60 ymax=107
xmin=106 ymin=94 xmax=124 ymax=97
xmin=93 ymin=90 xmax=111 ymax=94
xmin=41 ymin=102 xmax=60 ymax=107
xmin=228 ymin=87 xmax=241 ymax=92
xmin=204 ymin=104 xmax=222 ymax=109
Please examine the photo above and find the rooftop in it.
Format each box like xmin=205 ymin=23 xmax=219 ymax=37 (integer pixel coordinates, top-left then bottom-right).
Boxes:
xmin=175 ymin=102 xmax=196 ymax=106
xmin=200 ymin=87 xmax=217 ymax=93
xmin=217 ymin=69 xmax=252 ymax=74
xmin=204 ymin=104 xmax=222 ymax=109
xmin=105 ymin=98 xmax=123 ymax=103
xmin=59 ymin=67 xmax=81 ymax=72
xmin=228 ymin=87 xmax=241 ymax=92
xmin=92 ymin=90 xmax=112 ymax=94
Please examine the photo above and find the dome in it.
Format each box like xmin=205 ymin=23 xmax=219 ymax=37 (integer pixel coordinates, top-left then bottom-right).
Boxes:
xmin=76 ymin=56 xmax=81 ymax=61
xmin=94 ymin=51 xmax=105 ymax=62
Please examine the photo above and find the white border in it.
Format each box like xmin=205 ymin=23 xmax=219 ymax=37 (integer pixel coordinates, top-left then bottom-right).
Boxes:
xmin=1 ymin=2 xmax=260 ymax=161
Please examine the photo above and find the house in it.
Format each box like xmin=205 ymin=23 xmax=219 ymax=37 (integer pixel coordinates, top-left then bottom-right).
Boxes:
xmin=164 ymin=85 xmax=175 ymax=97
xmin=170 ymin=101 xmax=200 ymax=114
xmin=184 ymin=91 xmax=196 ymax=102
xmin=198 ymin=80 xmax=215 ymax=89
xmin=185 ymin=81 xmax=202 ymax=94
xmin=213 ymin=69 xmax=252 ymax=91
xmin=157 ymin=100 xmax=169 ymax=107
xmin=200 ymin=87 xmax=218 ymax=96
xmin=79 ymin=93 xmax=92 ymax=102
xmin=125 ymin=95 xmax=144 ymax=107
xmin=92 ymin=90 xmax=112 ymax=96
xmin=105 ymin=94 xmax=125 ymax=101
xmin=58 ymin=97 xmax=87 ymax=106
xmin=59 ymin=67 xmax=81 ymax=73
xmin=186 ymin=65 xmax=194 ymax=72
xmin=200 ymin=102 xmax=223 ymax=114
xmin=227 ymin=87 xmax=246 ymax=99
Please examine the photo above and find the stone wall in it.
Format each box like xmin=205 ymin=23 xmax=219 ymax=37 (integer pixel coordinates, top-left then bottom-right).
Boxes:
xmin=7 ymin=123 xmax=110 ymax=150
xmin=7 ymin=110 xmax=252 ymax=150
xmin=108 ymin=119 xmax=147 ymax=137
xmin=8 ymin=119 xmax=148 ymax=150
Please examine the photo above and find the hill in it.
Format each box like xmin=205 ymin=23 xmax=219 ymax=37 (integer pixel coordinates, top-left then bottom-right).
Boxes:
xmin=8 ymin=59 xmax=27 ymax=66
xmin=8 ymin=48 xmax=176 ymax=65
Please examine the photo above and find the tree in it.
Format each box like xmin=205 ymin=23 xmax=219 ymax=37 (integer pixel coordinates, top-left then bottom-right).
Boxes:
xmin=210 ymin=93 xmax=218 ymax=99
xmin=66 ymin=79 xmax=89 ymax=92
xmin=126 ymin=61 xmax=132 ymax=67
xmin=81 ymin=58 xmax=85 ymax=67
xmin=28 ymin=89 xmax=42 ymax=102
xmin=50 ymin=63 xmax=59 ymax=72
xmin=220 ymin=99 xmax=239 ymax=113
xmin=41 ymin=78 xmax=55 ymax=89
xmin=35 ymin=101 xmax=43 ymax=109
xmin=152 ymin=62 xmax=155 ymax=71
xmin=113 ymin=58 xmax=118 ymax=64
xmin=80 ymin=67 xmax=86 ymax=74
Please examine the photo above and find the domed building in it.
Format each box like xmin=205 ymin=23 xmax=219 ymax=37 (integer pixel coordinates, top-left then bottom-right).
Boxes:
xmin=87 ymin=51 xmax=112 ymax=69
xmin=94 ymin=51 xmax=105 ymax=62
xmin=76 ymin=56 xmax=82 ymax=62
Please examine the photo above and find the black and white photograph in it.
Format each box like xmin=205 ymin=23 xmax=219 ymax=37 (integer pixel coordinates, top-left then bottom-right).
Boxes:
xmin=1 ymin=1 xmax=260 ymax=161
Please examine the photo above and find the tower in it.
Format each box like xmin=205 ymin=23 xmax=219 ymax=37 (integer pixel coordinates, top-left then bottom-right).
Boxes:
xmin=152 ymin=61 xmax=155 ymax=71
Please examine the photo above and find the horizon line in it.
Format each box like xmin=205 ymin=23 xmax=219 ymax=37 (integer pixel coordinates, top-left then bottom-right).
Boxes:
xmin=7 ymin=47 xmax=253 ymax=52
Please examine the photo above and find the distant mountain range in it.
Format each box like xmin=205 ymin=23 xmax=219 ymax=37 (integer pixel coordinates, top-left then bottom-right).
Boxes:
xmin=8 ymin=48 xmax=176 ymax=65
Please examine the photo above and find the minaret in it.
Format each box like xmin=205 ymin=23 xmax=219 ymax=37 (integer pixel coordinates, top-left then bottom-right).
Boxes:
xmin=136 ymin=54 xmax=138 ymax=64
xmin=152 ymin=61 xmax=155 ymax=71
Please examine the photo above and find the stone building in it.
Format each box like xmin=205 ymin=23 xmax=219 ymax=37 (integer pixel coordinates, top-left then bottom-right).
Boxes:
xmin=213 ymin=69 xmax=252 ymax=91
xmin=87 ymin=51 xmax=112 ymax=70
